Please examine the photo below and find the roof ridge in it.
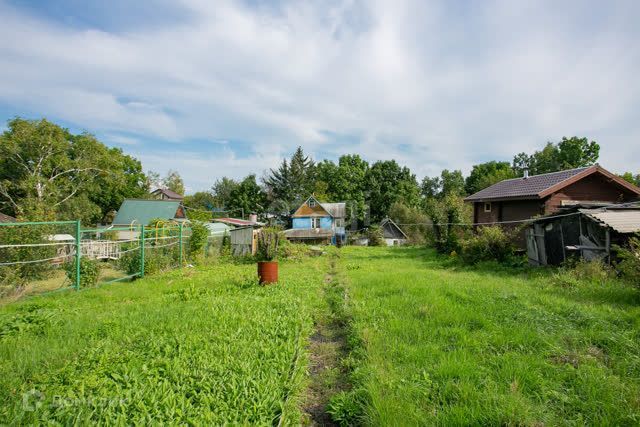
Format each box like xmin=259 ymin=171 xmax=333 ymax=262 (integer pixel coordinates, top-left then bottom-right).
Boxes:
xmin=499 ymin=166 xmax=592 ymax=183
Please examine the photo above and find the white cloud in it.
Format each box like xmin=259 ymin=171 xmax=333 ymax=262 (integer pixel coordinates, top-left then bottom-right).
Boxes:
xmin=0 ymin=0 xmax=639 ymax=191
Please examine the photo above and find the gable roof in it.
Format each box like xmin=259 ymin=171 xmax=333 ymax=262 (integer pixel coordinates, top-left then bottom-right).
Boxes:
xmin=112 ymin=199 xmax=183 ymax=225
xmin=151 ymin=188 xmax=184 ymax=200
xmin=465 ymin=165 xmax=640 ymax=202
xmin=380 ymin=218 xmax=408 ymax=239
xmin=292 ymin=195 xmax=346 ymax=218
xmin=579 ymin=207 xmax=640 ymax=234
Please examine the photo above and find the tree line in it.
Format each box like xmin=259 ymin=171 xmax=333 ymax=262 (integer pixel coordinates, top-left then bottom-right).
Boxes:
xmin=2 ymin=118 xmax=638 ymax=229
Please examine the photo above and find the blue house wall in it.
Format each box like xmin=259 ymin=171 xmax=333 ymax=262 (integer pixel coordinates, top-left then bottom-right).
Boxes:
xmin=292 ymin=216 xmax=332 ymax=229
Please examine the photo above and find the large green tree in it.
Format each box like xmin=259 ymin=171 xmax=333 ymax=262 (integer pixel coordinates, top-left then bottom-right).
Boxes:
xmin=421 ymin=169 xmax=465 ymax=199
xmin=263 ymin=146 xmax=315 ymax=207
xmin=465 ymin=161 xmax=515 ymax=195
xmin=211 ymin=177 xmax=239 ymax=209
xmin=0 ymin=118 xmax=147 ymax=223
xmin=162 ymin=170 xmax=185 ymax=195
xmin=513 ymin=137 xmax=600 ymax=175
xmin=365 ymin=160 xmax=420 ymax=222
xmin=228 ymin=175 xmax=267 ymax=218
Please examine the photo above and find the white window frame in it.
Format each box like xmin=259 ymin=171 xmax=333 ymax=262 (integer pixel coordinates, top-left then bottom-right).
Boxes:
xmin=484 ymin=202 xmax=492 ymax=213
xmin=311 ymin=217 xmax=321 ymax=228
xmin=308 ymin=199 xmax=316 ymax=208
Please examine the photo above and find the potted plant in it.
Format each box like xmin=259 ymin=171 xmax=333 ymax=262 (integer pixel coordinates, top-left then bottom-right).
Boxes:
xmin=256 ymin=227 xmax=281 ymax=284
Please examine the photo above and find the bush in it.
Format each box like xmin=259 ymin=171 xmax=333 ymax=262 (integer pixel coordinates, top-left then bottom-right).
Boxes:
xmin=614 ymin=236 xmax=640 ymax=287
xmin=277 ymin=238 xmax=312 ymax=260
xmin=424 ymin=194 xmax=470 ymax=253
xmin=64 ymin=257 xmax=100 ymax=288
xmin=460 ymin=226 xmax=514 ymax=264
xmin=117 ymin=246 xmax=176 ymax=276
xmin=187 ymin=221 xmax=209 ymax=262
xmin=0 ymin=267 xmax=27 ymax=298
xmin=367 ymin=226 xmax=385 ymax=246
xmin=553 ymin=259 xmax=614 ymax=288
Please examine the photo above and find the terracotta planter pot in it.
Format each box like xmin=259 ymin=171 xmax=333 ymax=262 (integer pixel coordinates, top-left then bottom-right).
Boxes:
xmin=257 ymin=261 xmax=278 ymax=284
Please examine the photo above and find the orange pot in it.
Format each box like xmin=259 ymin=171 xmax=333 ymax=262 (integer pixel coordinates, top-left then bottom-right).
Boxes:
xmin=257 ymin=261 xmax=278 ymax=284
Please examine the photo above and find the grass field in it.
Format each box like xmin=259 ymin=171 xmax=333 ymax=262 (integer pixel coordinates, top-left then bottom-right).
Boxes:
xmin=0 ymin=257 xmax=326 ymax=424
xmin=342 ymin=246 xmax=640 ymax=425
xmin=1 ymin=246 xmax=639 ymax=425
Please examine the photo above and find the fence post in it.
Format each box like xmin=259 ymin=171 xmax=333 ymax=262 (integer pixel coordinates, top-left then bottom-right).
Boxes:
xmin=179 ymin=222 xmax=183 ymax=267
xmin=75 ymin=220 xmax=81 ymax=290
xmin=140 ymin=224 xmax=145 ymax=278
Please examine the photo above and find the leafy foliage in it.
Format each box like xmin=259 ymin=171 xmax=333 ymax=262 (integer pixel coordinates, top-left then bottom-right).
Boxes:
xmin=366 ymin=225 xmax=385 ymax=246
xmin=365 ymin=160 xmax=420 ymax=222
xmin=64 ymin=257 xmax=100 ymax=288
xmin=424 ymin=194 xmax=469 ymax=253
xmin=465 ymin=161 xmax=515 ymax=195
xmin=0 ymin=118 xmax=147 ymax=223
xmin=227 ymin=174 xmax=267 ymax=217
xmin=614 ymin=235 xmax=640 ymax=287
xmin=263 ymin=146 xmax=315 ymax=208
xmin=187 ymin=221 xmax=209 ymax=261
xmin=513 ymin=136 xmax=599 ymax=175
xmin=460 ymin=226 xmax=514 ymax=264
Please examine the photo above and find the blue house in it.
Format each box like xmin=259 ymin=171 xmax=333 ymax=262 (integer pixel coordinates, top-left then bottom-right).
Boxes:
xmin=284 ymin=196 xmax=346 ymax=244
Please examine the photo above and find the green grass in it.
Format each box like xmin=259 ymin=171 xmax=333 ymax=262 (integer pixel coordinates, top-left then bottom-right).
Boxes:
xmin=0 ymin=257 xmax=326 ymax=424
xmin=2 ymin=246 xmax=639 ymax=425
xmin=341 ymin=246 xmax=640 ymax=425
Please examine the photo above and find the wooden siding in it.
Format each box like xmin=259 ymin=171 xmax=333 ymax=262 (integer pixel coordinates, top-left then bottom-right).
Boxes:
xmin=543 ymin=173 xmax=636 ymax=213
xmin=292 ymin=202 xmax=330 ymax=217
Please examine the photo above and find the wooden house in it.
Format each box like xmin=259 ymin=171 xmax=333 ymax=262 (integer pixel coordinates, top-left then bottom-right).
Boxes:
xmin=465 ymin=165 xmax=640 ymax=246
xmin=284 ymin=196 xmax=346 ymax=244
xmin=380 ymin=218 xmax=409 ymax=246
xmin=151 ymin=188 xmax=184 ymax=201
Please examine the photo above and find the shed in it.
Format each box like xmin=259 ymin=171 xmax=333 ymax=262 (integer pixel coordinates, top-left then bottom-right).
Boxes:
xmin=380 ymin=218 xmax=409 ymax=246
xmin=204 ymin=222 xmax=233 ymax=237
xmin=230 ymin=227 xmax=259 ymax=256
xmin=525 ymin=204 xmax=640 ymax=265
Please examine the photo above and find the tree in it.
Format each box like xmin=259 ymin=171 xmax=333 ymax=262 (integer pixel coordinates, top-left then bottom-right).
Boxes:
xmin=421 ymin=169 xmax=465 ymax=200
xmin=365 ymin=160 xmax=420 ymax=222
xmin=183 ymin=191 xmax=217 ymax=221
xmin=228 ymin=175 xmax=267 ymax=218
xmin=0 ymin=118 xmax=147 ymax=223
xmin=316 ymin=154 xmax=370 ymax=223
xmin=211 ymin=177 xmax=239 ymax=209
xmin=424 ymin=193 xmax=470 ymax=254
xmin=465 ymin=161 xmax=515 ymax=195
xmin=513 ymin=137 xmax=599 ymax=175
xmin=620 ymin=172 xmax=640 ymax=187
xmin=162 ymin=170 xmax=185 ymax=195
xmin=389 ymin=201 xmax=429 ymax=244
xmin=263 ymin=146 xmax=315 ymax=207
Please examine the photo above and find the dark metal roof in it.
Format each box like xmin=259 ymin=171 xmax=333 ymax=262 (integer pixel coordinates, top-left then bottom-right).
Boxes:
xmin=380 ymin=218 xmax=408 ymax=239
xmin=465 ymin=167 xmax=592 ymax=202
xmin=152 ymin=188 xmax=184 ymax=200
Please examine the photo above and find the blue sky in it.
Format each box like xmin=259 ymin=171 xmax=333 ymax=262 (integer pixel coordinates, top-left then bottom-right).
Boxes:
xmin=1 ymin=0 xmax=639 ymax=193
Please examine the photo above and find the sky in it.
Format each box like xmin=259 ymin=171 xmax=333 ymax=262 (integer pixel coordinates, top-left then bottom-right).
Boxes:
xmin=1 ymin=0 xmax=639 ymax=193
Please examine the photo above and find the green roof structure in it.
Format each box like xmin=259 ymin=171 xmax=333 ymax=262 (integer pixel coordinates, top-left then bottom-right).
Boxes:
xmin=204 ymin=222 xmax=233 ymax=236
xmin=112 ymin=199 xmax=185 ymax=226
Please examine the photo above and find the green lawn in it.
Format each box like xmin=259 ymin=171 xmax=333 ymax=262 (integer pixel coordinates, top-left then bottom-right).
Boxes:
xmin=0 ymin=257 xmax=326 ymax=424
xmin=342 ymin=246 xmax=640 ymax=425
xmin=1 ymin=246 xmax=639 ymax=425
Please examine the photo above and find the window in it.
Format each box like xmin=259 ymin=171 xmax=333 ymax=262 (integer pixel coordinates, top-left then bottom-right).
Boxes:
xmin=484 ymin=202 xmax=492 ymax=213
xmin=335 ymin=218 xmax=343 ymax=228
xmin=308 ymin=199 xmax=316 ymax=208
xmin=312 ymin=217 xmax=321 ymax=228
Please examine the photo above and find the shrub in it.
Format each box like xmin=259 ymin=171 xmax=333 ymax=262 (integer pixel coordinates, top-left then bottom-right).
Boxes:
xmin=187 ymin=221 xmax=209 ymax=262
xmin=367 ymin=226 xmax=385 ymax=246
xmin=256 ymin=227 xmax=281 ymax=261
xmin=0 ymin=267 xmax=27 ymax=298
xmin=220 ymin=231 xmax=231 ymax=257
xmin=553 ymin=259 xmax=614 ymax=288
xmin=277 ymin=238 xmax=312 ymax=260
xmin=424 ymin=194 xmax=470 ymax=253
xmin=64 ymin=257 xmax=100 ymax=288
xmin=460 ymin=226 xmax=514 ymax=264
xmin=614 ymin=235 xmax=640 ymax=287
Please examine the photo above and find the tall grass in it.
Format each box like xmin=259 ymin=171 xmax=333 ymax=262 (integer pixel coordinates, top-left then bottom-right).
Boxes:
xmin=341 ymin=246 xmax=640 ymax=425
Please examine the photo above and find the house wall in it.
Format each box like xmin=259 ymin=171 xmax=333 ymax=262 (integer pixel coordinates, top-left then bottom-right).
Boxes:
xmin=292 ymin=216 xmax=332 ymax=229
xmin=293 ymin=217 xmax=311 ymax=229
xmin=544 ymin=174 xmax=636 ymax=213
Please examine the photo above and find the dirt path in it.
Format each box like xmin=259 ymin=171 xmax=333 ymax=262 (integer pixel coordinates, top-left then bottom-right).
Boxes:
xmin=303 ymin=257 xmax=349 ymax=426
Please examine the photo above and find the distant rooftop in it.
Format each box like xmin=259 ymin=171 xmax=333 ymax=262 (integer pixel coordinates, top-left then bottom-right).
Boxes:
xmin=151 ymin=188 xmax=184 ymax=200
xmin=213 ymin=217 xmax=264 ymax=227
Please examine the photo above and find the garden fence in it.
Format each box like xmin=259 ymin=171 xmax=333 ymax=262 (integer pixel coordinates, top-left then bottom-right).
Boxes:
xmin=0 ymin=220 xmax=221 ymax=301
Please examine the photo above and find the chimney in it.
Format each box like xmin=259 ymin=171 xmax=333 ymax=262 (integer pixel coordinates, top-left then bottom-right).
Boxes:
xmin=523 ymin=167 xmax=529 ymax=179
xmin=249 ymin=213 xmax=258 ymax=223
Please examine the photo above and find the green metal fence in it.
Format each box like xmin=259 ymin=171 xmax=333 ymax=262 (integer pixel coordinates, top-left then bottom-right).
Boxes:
xmin=0 ymin=220 xmax=207 ymax=301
